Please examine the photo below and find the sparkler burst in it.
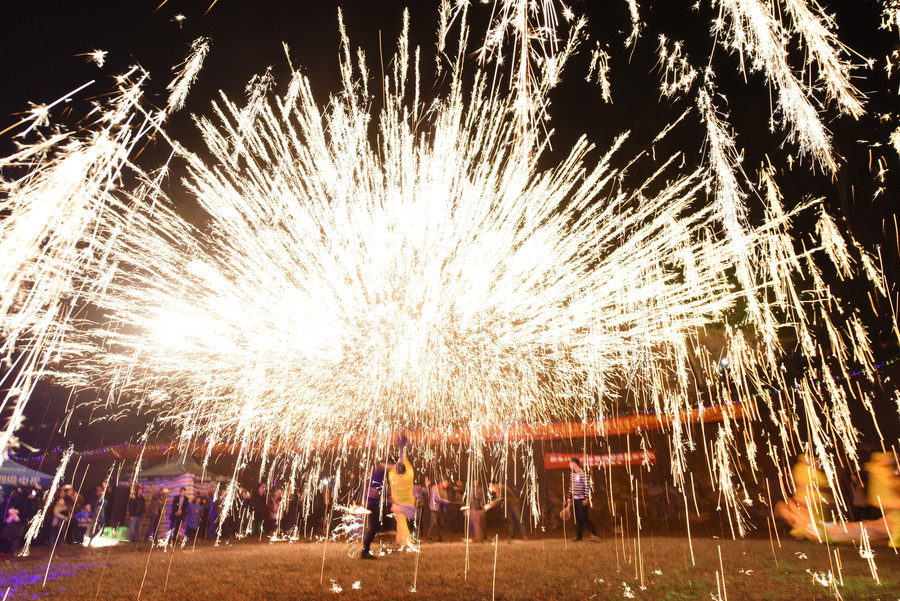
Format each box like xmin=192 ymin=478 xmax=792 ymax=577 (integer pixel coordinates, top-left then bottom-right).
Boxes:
xmin=0 ymin=1 xmax=895 ymax=533
xmin=53 ymin=22 xmax=746 ymax=447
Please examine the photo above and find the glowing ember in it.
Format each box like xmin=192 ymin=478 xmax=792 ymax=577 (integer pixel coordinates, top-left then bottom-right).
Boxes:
xmin=0 ymin=1 xmax=894 ymax=536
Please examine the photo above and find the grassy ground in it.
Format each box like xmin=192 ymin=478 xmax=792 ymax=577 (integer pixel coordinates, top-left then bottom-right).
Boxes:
xmin=1 ymin=534 xmax=899 ymax=600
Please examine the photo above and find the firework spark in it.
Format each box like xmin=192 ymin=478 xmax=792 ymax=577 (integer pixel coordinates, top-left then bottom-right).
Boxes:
xmin=58 ymin=39 xmax=739 ymax=452
xmin=75 ymin=49 xmax=108 ymax=67
xmin=0 ymin=2 xmax=893 ymax=537
xmin=166 ymin=37 xmax=210 ymax=113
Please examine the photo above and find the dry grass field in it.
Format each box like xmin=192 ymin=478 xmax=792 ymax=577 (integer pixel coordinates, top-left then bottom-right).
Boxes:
xmin=1 ymin=534 xmax=899 ymax=600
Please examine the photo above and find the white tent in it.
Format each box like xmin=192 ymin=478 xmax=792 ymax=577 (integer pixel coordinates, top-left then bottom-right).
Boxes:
xmin=0 ymin=459 xmax=53 ymax=490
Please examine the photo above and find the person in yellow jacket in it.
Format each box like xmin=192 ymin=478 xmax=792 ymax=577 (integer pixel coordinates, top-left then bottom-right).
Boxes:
xmin=865 ymin=452 xmax=900 ymax=547
xmin=819 ymin=451 xmax=900 ymax=547
xmin=388 ymin=439 xmax=416 ymax=548
xmin=775 ymin=453 xmax=833 ymax=540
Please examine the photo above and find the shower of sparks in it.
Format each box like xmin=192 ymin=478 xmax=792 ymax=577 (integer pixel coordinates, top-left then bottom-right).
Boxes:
xmin=166 ymin=37 xmax=210 ymax=113
xmin=883 ymin=2 xmax=900 ymax=40
xmin=657 ymin=36 xmax=697 ymax=98
xmin=624 ymin=0 xmax=642 ymax=49
xmin=586 ymin=43 xmax=612 ymax=103
xmin=441 ymin=0 xmax=585 ymax=142
xmin=330 ymin=504 xmax=365 ymax=541
xmin=450 ymin=0 xmax=866 ymax=171
xmin=0 ymin=1 xmax=895 ymax=535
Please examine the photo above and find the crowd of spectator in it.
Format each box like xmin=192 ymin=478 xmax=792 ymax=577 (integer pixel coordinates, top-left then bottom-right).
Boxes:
xmin=0 ymin=448 xmax=896 ymax=556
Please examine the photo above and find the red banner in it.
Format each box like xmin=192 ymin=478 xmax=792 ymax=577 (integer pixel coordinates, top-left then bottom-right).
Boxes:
xmin=544 ymin=450 xmax=656 ymax=470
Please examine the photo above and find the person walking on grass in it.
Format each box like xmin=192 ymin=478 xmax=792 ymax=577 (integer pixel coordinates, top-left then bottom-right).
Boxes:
xmin=361 ymin=435 xmax=408 ymax=559
xmin=567 ymin=457 xmax=598 ymax=541
xmin=774 ymin=453 xmax=832 ymax=540
xmin=89 ymin=483 xmax=108 ymax=542
xmin=360 ymin=459 xmax=390 ymax=559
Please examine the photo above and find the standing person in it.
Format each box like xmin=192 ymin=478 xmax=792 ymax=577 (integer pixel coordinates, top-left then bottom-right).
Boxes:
xmin=450 ymin=480 xmax=464 ymax=532
xmin=50 ymin=486 xmax=73 ymax=547
xmin=0 ymin=507 xmax=25 ymax=555
xmin=318 ymin=478 xmax=333 ymax=535
xmin=73 ymin=503 xmax=94 ymax=545
xmin=197 ymin=495 xmax=210 ymax=539
xmin=127 ymin=485 xmax=146 ymax=542
xmin=238 ymin=488 xmax=253 ymax=534
xmin=170 ymin=487 xmax=189 ymax=542
xmin=30 ymin=487 xmax=51 ymax=545
xmin=284 ymin=488 xmax=301 ymax=536
xmin=89 ymin=484 xmax=108 ymax=541
xmin=360 ymin=460 xmax=391 ymax=559
xmin=442 ymin=478 xmax=461 ymax=532
xmin=1 ymin=490 xmax=27 ymax=555
xmin=1 ymin=487 xmax=26 ymax=541
xmin=361 ymin=433 xmax=409 ymax=559
xmin=413 ymin=481 xmax=427 ymax=541
xmin=418 ymin=477 xmax=432 ymax=541
xmin=486 ymin=480 xmax=527 ymax=540
xmin=145 ymin=486 xmax=168 ymax=541
xmin=251 ymin=482 xmax=267 ymax=536
xmin=465 ymin=480 xmax=487 ymax=543
xmin=427 ymin=476 xmax=451 ymax=542
xmin=567 ymin=458 xmax=598 ymax=541
xmin=388 ymin=447 xmax=416 ymax=547
xmin=66 ymin=489 xmax=88 ymax=545
xmin=205 ymin=487 xmax=219 ymax=540
xmin=266 ymin=489 xmax=283 ymax=536
xmin=184 ymin=495 xmax=202 ymax=541
xmin=214 ymin=487 xmax=235 ymax=540
xmin=23 ymin=487 xmax=42 ymax=535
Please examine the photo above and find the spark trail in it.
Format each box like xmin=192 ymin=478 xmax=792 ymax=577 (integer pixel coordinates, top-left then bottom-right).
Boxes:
xmin=0 ymin=3 xmax=893 ymax=535
xmin=49 ymin=24 xmax=741 ymax=449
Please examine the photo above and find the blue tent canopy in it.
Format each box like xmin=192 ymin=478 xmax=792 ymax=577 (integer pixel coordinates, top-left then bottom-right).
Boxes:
xmin=0 ymin=460 xmax=53 ymax=489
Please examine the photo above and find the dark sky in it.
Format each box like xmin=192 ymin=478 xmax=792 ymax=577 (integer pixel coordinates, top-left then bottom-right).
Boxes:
xmin=1 ymin=1 xmax=891 ymax=148
xmin=1 ymin=1 xmax=894 ymax=171
xmin=1 ymin=2 xmax=419 ymax=150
